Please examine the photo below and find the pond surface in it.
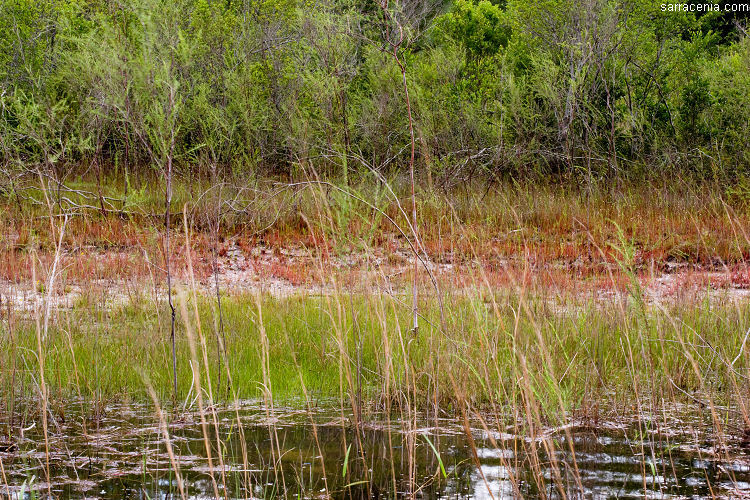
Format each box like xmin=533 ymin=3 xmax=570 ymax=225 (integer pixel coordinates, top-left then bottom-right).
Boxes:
xmin=1 ymin=401 xmax=749 ymax=499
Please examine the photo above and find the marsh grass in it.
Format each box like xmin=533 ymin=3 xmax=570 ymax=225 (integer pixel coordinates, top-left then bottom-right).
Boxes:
xmin=5 ymin=176 xmax=750 ymax=278
xmin=5 ymin=285 xmax=750 ymax=497
xmin=2 ymin=289 xmax=748 ymax=415
xmin=3 ymin=174 xmax=750 ymax=497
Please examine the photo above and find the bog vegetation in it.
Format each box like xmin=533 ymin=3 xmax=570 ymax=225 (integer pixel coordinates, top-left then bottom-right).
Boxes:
xmin=2 ymin=1 xmax=750 ymax=498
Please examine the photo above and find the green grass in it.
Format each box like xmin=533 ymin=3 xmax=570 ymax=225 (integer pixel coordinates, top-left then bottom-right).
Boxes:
xmin=2 ymin=288 xmax=748 ymax=422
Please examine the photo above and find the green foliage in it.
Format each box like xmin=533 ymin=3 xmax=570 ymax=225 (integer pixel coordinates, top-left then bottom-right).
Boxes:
xmin=437 ymin=0 xmax=510 ymax=60
xmin=703 ymin=37 xmax=750 ymax=166
xmin=0 ymin=0 xmax=749 ymax=181
xmin=0 ymin=0 xmax=52 ymax=89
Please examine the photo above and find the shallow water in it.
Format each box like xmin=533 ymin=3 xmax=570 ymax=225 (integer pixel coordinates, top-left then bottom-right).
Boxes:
xmin=1 ymin=401 xmax=749 ymax=499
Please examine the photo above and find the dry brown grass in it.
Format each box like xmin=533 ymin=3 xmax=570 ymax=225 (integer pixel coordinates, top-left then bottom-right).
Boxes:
xmin=3 ymin=176 xmax=750 ymax=298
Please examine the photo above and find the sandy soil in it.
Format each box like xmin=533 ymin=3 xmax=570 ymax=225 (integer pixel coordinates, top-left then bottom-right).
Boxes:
xmin=2 ymin=240 xmax=750 ymax=314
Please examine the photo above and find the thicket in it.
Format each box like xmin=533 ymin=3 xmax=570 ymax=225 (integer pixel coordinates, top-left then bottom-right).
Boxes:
xmin=1 ymin=0 xmax=749 ymax=185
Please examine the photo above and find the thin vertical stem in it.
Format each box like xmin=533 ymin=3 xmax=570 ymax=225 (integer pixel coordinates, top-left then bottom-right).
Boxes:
xmin=165 ymin=156 xmax=177 ymax=401
xmin=164 ymin=81 xmax=178 ymax=403
xmin=380 ymin=2 xmax=419 ymax=334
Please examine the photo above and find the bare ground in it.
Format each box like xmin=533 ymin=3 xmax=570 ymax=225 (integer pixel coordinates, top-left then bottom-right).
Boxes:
xmin=3 ymin=238 xmax=750 ymax=315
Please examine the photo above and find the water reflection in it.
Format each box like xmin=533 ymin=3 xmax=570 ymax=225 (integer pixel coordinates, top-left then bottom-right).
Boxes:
xmin=1 ymin=402 xmax=748 ymax=499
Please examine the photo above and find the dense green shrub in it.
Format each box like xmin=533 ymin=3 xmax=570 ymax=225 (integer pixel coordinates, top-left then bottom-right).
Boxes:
xmin=0 ymin=0 xmax=748 ymax=182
